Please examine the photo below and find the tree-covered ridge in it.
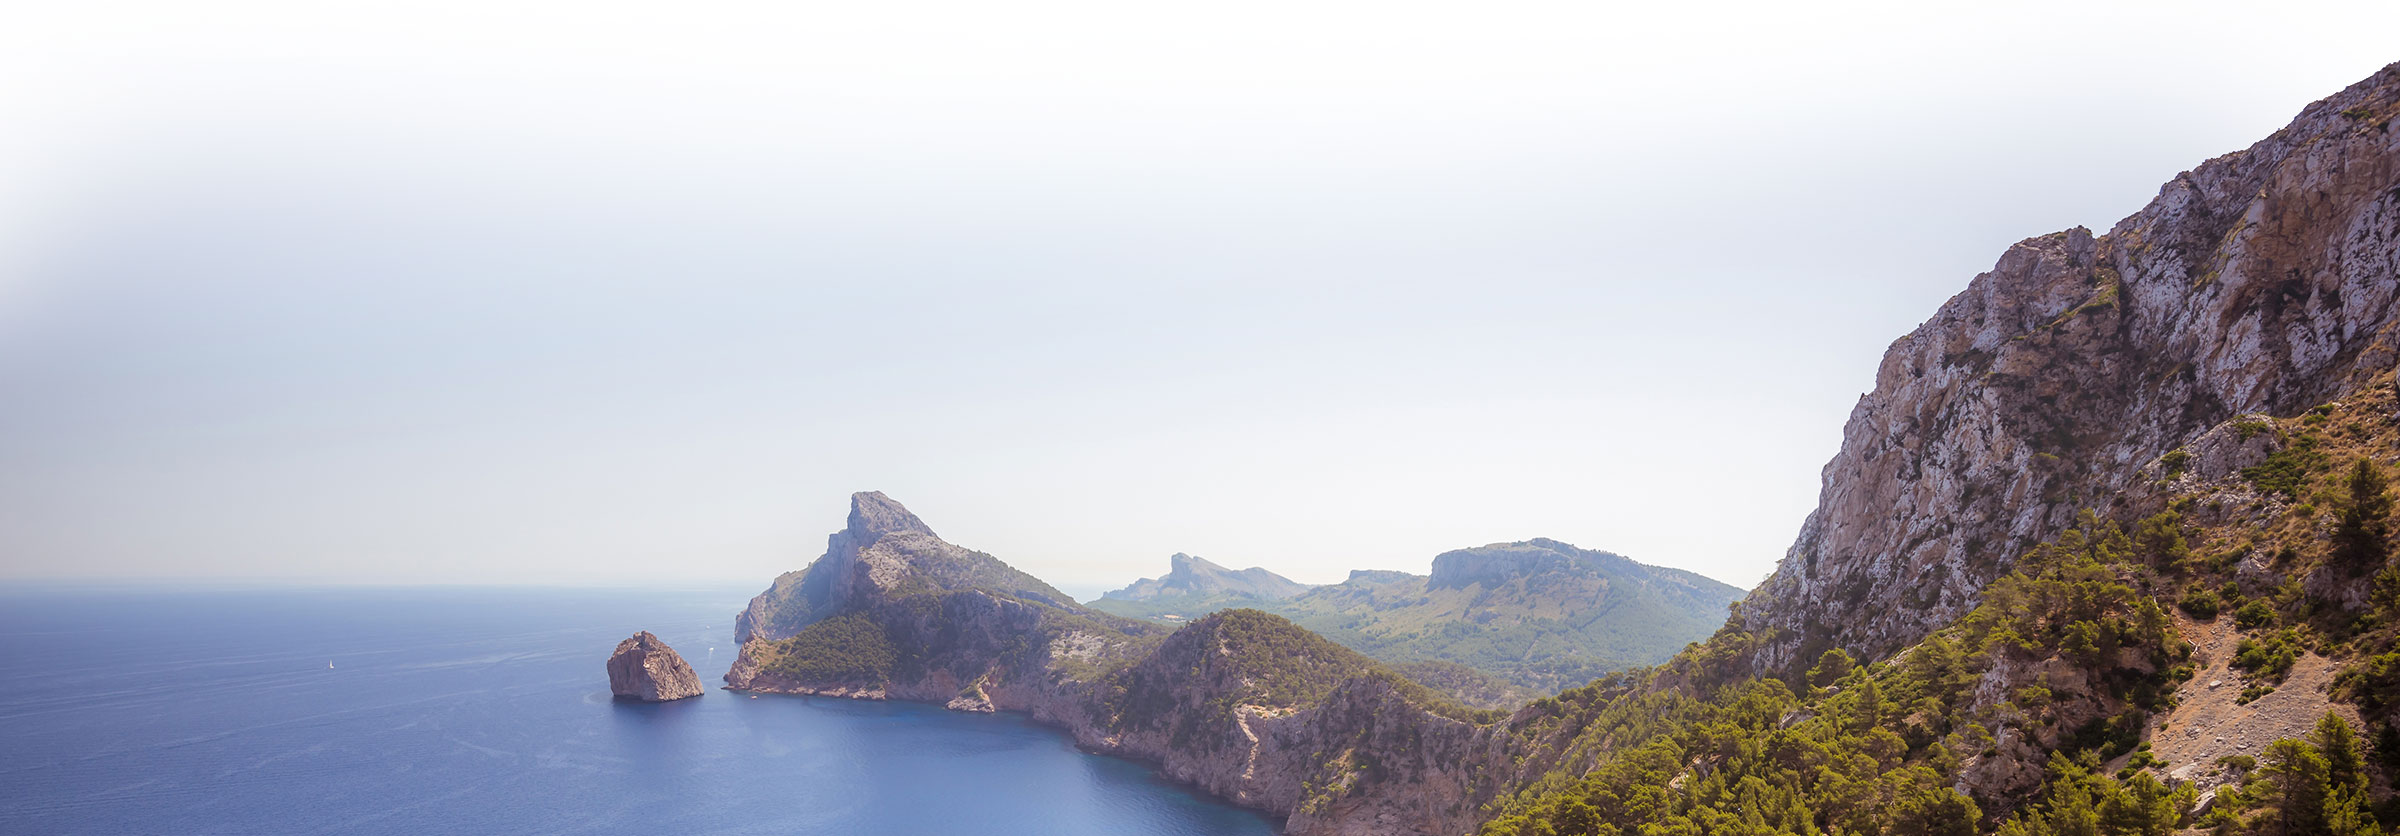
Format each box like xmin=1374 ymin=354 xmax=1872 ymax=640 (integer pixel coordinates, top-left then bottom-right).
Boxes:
xmin=1470 ymin=381 xmax=2400 ymax=836
xmin=752 ymin=612 xmax=901 ymax=684
xmin=1104 ymin=609 xmax=1502 ymax=735
xmin=1477 ymin=511 xmax=2192 ymax=836
xmin=1085 ymin=590 xmax=1277 ymax=621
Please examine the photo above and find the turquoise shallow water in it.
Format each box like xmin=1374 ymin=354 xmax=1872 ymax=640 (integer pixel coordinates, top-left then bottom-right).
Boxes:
xmin=0 ymin=586 xmax=1279 ymax=835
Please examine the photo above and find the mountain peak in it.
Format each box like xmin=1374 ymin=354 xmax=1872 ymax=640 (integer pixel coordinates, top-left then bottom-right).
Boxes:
xmin=735 ymin=490 xmax=1072 ymax=643
xmin=1101 ymin=553 xmax=1312 ymax=602
xmin=1739 ymin=60 xmax=2400 ymax=672
xmin=847 ymin=491 xmax=934 ymax=539
xmin=1168 ymin=552 xmax=1219 ymax=573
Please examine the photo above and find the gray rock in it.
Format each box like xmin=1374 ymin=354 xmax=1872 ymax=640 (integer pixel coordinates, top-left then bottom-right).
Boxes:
xmin=1742 ymin=61 xmax=2400 ymax=673
xmin=608 ymin=631 xmax=703 ymax=702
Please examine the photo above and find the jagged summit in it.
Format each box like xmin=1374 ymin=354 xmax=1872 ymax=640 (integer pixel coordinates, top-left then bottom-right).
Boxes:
xmin=846 ymin=490 xmax=933 ymax=539
xmin=733 ymin=491 xmax=1074 ymax=642
xmin=1100 ymin=552 xmax=1314 ymax=602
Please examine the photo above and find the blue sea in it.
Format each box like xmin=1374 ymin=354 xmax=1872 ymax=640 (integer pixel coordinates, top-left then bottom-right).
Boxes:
xmin=0 ymin=587 xmax=1280 ymax=835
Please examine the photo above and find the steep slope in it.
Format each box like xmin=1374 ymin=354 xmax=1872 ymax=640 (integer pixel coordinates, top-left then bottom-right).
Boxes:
xmin=1472 ymin=377 xmax=2400 ymax=836
xmin=1742 ymin=63 xmax=2400 ymax=674
xmin=733 ymin=491 xmax=1076 ymax=643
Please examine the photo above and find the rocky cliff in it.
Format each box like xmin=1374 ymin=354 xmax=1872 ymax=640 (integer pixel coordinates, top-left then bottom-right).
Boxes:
xmin=1742 ymin=62 xmax=2400 ymax=673
xmin=606 ymin=631 xmax=703 ymax=701
xmin=734 ymin=491 xmax=1075 ymax=644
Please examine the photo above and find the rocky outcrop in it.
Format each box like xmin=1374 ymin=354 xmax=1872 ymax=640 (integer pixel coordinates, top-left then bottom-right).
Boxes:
xmin=1743 ymin=62 xmax=2400 ymax=672
xmin=734 ymin=491 xmax=1075 ymax=644
xmin=1101 ymin=552 xmax=1315 ymax=601
xmin=607 ymin=632 xmax=703 ymax=702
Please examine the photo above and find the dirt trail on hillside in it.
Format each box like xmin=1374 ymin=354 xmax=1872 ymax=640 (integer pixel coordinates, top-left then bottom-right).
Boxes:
xmin=2149 ymin=616 xmax=2359 ymax=789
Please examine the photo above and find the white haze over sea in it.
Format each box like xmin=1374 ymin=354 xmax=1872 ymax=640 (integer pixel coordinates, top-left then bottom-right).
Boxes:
xmin=2 ymin=1 xmax=2396 ymax=591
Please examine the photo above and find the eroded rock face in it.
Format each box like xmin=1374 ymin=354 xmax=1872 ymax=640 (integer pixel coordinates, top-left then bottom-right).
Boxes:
xmin=1742 ymin=63 xmax=2400 ymax=673
xmin=607 ymin=632 xmax=703 ymax=702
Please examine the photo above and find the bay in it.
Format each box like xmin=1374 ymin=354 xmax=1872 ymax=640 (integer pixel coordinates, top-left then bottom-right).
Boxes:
xmin=0 ymin=586 xmax=1279 ymax=835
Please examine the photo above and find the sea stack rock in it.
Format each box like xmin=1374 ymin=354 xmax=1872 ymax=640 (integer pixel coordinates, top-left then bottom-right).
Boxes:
xmin=607 ymin=632 xmax=704 ymax=702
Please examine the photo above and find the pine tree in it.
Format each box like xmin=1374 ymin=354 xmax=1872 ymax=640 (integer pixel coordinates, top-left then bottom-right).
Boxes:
xmin=2335 ymin=458 xmax=2393 ymax=571
xmin=1808 ymin=648 xmax=1856 ymax=690
xmin=2264 ymin=738 xmax=2331 ymax=836
xmin=2315 ymin=712 xmax=2364 ymax=793
xmin=2328 ymin=783 xmax=2382 ymax=836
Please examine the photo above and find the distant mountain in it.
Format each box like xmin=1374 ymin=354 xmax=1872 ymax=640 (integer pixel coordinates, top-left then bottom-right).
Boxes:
xmin=1103 ymin=552 xmax=1314 ymax=601
xmin=1089 ymin=538 xmax=1744 ymax=695
xmin=1271 ymin=539 xmax=1741 ymax=694
xmin=1088 ymin=553 xmax=1313 ymax=619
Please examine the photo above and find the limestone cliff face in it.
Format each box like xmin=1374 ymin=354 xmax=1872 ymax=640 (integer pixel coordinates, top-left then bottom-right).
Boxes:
xmin=607 ymin=632 xmax=703 ymax=702
xmin=1742 ymin=63 xmax=2400 ymax=672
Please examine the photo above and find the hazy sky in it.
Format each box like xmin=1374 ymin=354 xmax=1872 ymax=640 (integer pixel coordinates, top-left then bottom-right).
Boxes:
xmin=3 ymin=2 xmax=2395 ymax=595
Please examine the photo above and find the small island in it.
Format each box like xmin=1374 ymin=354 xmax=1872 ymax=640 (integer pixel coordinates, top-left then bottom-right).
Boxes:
xmin=607 ymin=631 xmax=703 ymax=702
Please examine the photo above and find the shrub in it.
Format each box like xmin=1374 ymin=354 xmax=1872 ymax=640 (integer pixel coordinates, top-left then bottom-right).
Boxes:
xmin=2333 ymin=458 xmax=2393 ymax=571
xmin=2177 ymin=586 xmax=2221 ymax=619
xmin=2159 ymin=449 xmax=2192 ymax=479
xmin=2235 ymin=600 xmax=2277 ymax=630
xmin=2244 ymin=434 xmax=2326 ymax=499
xmin=2234 ymin=630 xmax=2302 ymax=683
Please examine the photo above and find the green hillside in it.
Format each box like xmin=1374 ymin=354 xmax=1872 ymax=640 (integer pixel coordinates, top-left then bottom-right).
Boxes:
xmin=1090 ymin=539 xmax=1744 ymax=696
